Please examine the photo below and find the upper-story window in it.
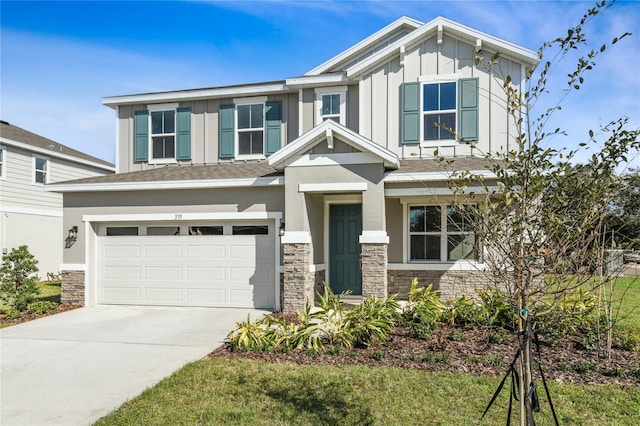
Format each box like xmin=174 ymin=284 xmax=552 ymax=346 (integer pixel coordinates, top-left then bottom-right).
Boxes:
xmin=0 ymin=147 xmax=5 ymax=179
xmin=423 ymin=82 xmax=456 ymax=141
xmin=400 ymin=78 xmax=478 ymax=146
xmin=315 ymin=87 xmax=346 ymax=125
xmin=237 ymin=102 xmax=265 ymax=156
xmin=151 ymin=109 xmax=176 ymax=160
xmin=133 ymin=104 xmax=191 ymax=164
xmin=33 ymin=156 xmax=48 ymax=184
xmin=219 ymin=98 xmax=282 ymax=160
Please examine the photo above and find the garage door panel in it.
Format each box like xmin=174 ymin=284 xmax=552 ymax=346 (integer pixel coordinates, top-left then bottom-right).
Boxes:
xmin=186 ymin=244 xmax=226 ymax=259
xmin=144 ymin=266 xmax=183 ymax=280
xmin=103 ymin=266 xmax=141 ymax=280
xmin=104 ymin=245 xmax=141 ymax=259
xmin=185 ymin=288 xmax=227 ymax=305
xmin=144 ymin=287 xmax=183 ymax=303
xmin=103 ymin=286 xmax=141 ymax=302
xmin=145 ymin=245 xmax=183 ymax=259
xmin=97 ymin=222 xmax=276 ymax=309
xmin=185 ymin=266 xmax=227 ymax=281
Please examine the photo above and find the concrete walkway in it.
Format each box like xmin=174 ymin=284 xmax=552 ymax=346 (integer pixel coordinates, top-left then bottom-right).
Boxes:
xmin=0 ymin=305 xmax=268 ymax=426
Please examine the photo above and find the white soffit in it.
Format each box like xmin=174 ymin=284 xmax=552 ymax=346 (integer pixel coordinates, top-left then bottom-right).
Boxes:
xmin=346 ymin=16 xmax=539 ymax=78
xmin=268 ymin=120 xmax=400 ymax=170
xmin=305 ymin=16 xmax=423 ymax=76
xmin=384 ymin=170 xmax=497 ymax=183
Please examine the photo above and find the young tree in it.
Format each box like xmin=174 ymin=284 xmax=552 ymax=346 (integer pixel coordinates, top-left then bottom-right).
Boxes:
xmin=0 ymin=245 xmax=40 ymax=312
xmin=441 ymin=1 xmax=639 ymax=424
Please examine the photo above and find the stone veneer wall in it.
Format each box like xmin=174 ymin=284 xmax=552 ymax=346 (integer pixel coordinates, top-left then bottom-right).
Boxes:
xmin=388 ymin=269 xmax=493 ymax=301
xmin=361 ymin=243 xmax=388 ymax=298
xmin=61 ymin=270 xmax=85 ymax=305
xmin=282 ymin=243 xmax=315 ymax=313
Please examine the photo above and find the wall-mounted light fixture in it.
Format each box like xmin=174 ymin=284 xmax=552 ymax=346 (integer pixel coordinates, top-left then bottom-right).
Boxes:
xmin=279 ymin=222 xmax=285 ymax=237
xmin=65 ymin=226 xmax=78 ymax=248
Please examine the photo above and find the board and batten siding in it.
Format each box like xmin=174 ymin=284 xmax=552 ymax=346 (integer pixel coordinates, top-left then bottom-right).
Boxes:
xmin=358 ymin=34 xmax=523 ymax=159
xmin=118 ymin=94 xmax=298 ymax=173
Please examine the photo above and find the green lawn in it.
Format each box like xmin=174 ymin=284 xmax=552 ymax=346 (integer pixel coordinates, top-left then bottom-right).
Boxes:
xmin=0 ymin=281 xmax=61 ymax=313
xmin=609 ymin=276 xmax=640 ymax=327
xmin=95 ymin=358 xmax=640 ymax=426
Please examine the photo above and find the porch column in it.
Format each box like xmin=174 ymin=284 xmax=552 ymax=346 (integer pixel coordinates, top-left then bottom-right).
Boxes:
xmin=360 ymin=231 xmax=389 ymax=299
xmin=282 ymin=232 xmax=314 ymax=313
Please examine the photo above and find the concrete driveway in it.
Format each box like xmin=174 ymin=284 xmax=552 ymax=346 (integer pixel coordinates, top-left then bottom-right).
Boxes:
xmin=0 ymin=305 xmax=268 ymax=426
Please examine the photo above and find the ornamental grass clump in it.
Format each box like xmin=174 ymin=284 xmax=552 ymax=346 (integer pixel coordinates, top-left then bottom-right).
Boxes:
xmin=399 ymin=278 xmax=445 ymax=339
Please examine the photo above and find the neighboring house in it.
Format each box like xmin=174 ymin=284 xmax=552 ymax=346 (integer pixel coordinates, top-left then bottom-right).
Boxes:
xmin=48 ymin=16 xmax=539 ymax=312
xmin=0 ymin=121 xmax=115 ymax=277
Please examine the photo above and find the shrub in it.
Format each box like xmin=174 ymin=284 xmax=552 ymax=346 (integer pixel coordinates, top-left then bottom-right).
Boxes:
xmin=27 ymin=301 xmax=59 ymax=315
xmin=346 ymin=296 xmax=397 ymax=347
xmin=477 ymin=288 xmax=518 ymax=330
xmin=0 ymin=246 xmax=40 ymax=311
xmin=443 ymin=295 xmax=485 ymax=325
xmin=400 ymin=278 xmax=445 ymax=339
xmin=613 ymin=324 xmax=640 ymax=352
xmin=3 ymin=307 xmax=22 ymax=319
xmin=227 ymin=315 xmax=272 ymax=352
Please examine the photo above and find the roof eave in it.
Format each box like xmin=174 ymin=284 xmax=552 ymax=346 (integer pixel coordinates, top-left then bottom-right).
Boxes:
xmin=102 ymin=82 xmax=291 ymax=107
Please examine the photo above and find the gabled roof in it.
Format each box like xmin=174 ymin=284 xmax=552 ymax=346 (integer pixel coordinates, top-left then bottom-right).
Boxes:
xmin=0 ymin=120 xmax=114 ymax=171
xmin=268 ymin=120 xmax=400 ymax=171
xmin=346 ymin=16 xmax=540 ymax=78
xmin=305 ymin=16 xmax=423 ymax=76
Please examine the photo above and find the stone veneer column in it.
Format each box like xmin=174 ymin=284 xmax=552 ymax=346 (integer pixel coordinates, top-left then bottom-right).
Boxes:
xmin=282 ymin=243 xmax=315 ymax=313
xmin=61 ymin=270 xmax=85 ymax=305
xmin=360 ymin=243 xmax=388 ymax=299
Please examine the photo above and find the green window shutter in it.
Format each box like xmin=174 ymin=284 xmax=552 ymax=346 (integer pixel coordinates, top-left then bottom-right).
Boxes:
xmin=219 ymin=104 xmax=235 ymax=158
xmin=265 ymin=100 xmax=282 ymax=156
xmin=176 ymin=107 xmax=191 ymax=160
xmin=400 ymin=82 xmax=420 ymax=144
xmin=459 ymin=78 xmax=479 ymax=141
xmin=133 ymin=110 xmax=149 ymax=162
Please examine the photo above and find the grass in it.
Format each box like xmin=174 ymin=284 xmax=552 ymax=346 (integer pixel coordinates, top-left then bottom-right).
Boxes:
xmin=608 ymin=276 xmax=640 ymax=327
xmin=95 ymin=358 xmax=640 ymax=426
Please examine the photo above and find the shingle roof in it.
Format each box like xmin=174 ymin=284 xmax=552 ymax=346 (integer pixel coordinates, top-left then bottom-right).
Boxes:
xmin=53 ymin=161 xmax=283 ymax=185
xmin=0 ymin=121 xmax=114 ymax=168
xmin=50 ymin=157 xmax=494 ymax=188
xmin=390 ymin=157 xmax=495 ymax=174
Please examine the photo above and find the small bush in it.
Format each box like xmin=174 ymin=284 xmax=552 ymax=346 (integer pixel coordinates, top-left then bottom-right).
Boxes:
xmin=486 ymin=329 xmax=509 ymax=345
xmin=477 ymin=288 xmax=518 ymax=329
xmin=613 ymin=324 xmax=640 ymax=352
xmin=27 ymin=301 xmax=59 ymax=315
xmin=0 ymin=246 xmax=40 ymax=311
xmin=449 ymin=330 xmax=468 ymax=341
xmin=603 ymin=365 xmax=625 ymax=377
xmin=372 ymin=350 xmax=385 ymax=361
xmin=443 ymin=296 xmax=485 ymax=325
xmin=576 ymin=331 xmax=599 ymax=351
xmin=575 ymin=361 xmax=598 ymax=373
xmin=3 ymin=307 xmax=22 ymax=319
xmin=400 ymin=278 xmax=445 ymax=339
xmin=346 ymin=296 xmax=397 ymax=347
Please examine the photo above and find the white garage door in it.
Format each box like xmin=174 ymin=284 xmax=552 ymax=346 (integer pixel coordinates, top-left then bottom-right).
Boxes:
xmin=96 ymin=223 xmax=275 ymax=309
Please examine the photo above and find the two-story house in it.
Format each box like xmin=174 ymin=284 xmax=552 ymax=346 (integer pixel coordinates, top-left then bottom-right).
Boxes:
xmin=0 ymin=121 xmax=114 ymax=276
xmin=49 ymin=16 xmax=538 ymax=312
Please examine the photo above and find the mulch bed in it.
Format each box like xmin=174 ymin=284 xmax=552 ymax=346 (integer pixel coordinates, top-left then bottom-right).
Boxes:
xmin=211 ymin=320 xmax=640 ymax=386
xmin=0 ymin=304 xmax=81 ymax=327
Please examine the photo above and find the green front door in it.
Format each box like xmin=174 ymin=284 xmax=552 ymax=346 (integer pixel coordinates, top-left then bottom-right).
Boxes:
xmin=329 ymin=204 xmax=362 ymax=295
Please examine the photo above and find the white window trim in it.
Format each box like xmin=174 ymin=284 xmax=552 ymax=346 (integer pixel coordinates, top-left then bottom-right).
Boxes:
xmin=406 ymin=202 xmax=477 ymax=263
xmin=148 ymin=103 xmax=179 ymax=165
xmin=420 ymin=79 xmax=458 ymax=147
xmin=234 ymin=99 xmax=267 ymax=160
xmin=32 ymin=154 xmax=48 ymax=185
xmin=315 ymin=86 xmax=347 ymax=126
xmin=0 ymin=145 xmax=5 ymax=180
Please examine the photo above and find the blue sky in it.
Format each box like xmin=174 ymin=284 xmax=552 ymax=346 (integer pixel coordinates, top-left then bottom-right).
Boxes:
xmin=1 ymin=0 xmax=639 ymax=167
